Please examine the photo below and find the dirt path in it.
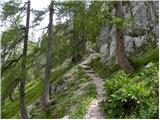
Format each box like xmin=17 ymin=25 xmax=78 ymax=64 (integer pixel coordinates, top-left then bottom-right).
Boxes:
xmin=80 ymin=54 xmax=106 ymax=119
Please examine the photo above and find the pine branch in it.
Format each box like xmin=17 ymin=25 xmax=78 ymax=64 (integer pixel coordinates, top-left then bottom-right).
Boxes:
xmin=2 ymin=54 xmax=23 ymax=75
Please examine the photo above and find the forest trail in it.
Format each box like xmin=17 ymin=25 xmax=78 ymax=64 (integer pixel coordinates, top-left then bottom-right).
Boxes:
xmin=80 ymin=53 xmax=106 ymax=119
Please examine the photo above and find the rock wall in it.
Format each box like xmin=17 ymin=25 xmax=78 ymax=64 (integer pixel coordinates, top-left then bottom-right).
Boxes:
xmin=99 ymin=1 xmax=159 ymax=63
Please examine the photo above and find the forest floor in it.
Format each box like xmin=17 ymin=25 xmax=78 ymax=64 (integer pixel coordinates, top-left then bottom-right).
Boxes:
xmin=80 ymin=53 xmax=105 ymax=119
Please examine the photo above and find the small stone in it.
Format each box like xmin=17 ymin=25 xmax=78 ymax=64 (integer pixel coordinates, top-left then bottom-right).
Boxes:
xmin=145 ymin=62 xmax=154 ymax=68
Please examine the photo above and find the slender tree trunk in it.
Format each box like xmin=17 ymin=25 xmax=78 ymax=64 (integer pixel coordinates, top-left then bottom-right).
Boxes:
xmin=71 ymin=12 xmax=82 ymax=63
xmin=42 ymin=1 xmax=54 ymax=111
xmin=81 ymin=33 xmax=87 ymax=51
xmin=115 ymin=1 xmax=134 ymax=74
xmin=81 ymin=2 xmax=87 ymax=52
xmin=19 ymin=0 xmax=30 ymax=118
xmin=71 ymin=32 xmax=82 ymax=63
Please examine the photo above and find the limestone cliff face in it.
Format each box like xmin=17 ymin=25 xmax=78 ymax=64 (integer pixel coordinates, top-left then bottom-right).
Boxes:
xmin=99 ymin=1 xmax=159 ymax=64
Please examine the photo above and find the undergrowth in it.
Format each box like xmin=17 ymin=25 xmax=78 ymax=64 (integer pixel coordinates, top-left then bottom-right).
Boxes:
xmin=2 ymin=64 xmax=97 ymax=119
xmin=101 ymin=62 xmax=158 ymax=119
xmin=90 ymin=47 xmax=159 ymax=119
xmin=1 ymin=62 xmax=77 ymax=118
xmin=50 ymin=67 xmax=96 ymax=119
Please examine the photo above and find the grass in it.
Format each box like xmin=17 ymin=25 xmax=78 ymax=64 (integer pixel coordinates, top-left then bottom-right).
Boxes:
xmin=2 ymin=63 xmax=97 ymax=119
xmin=90 ymin=57 xmax=120 ymax=79
xmin=28 ymin=67 xmax=96 ymax=119
xmin=3 ymin=46 xmax=157 ymax=119
xmin=90 ymin=57 xmax=110 ymax=79
xmin=49 ymin=67 xmax=96 ymax=119
xmin=1 ymin=61 xmax=75 ymax=119
xmin=130 ymin=48 xmax=159 ymax=69
xmin=90 ymin=47 xmax=159 ymax=80
xmin=1 ymin=79 xmax=43 ymax=118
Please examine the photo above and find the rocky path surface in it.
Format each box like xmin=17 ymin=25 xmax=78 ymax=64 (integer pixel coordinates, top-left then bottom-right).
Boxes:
xmin=80 ymin=53 xmax=106 ymax=119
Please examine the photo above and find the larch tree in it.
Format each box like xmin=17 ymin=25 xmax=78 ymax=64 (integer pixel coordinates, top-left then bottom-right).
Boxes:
xmin=42 ymin=0 xmax=54 ymax=111
xmin=115 ymin=1 xmax=134 ymax=74
xmin=19 ymin=0 xmax=30 ymax=118
xmin=70 ymin=1 xmax=87 ymax=62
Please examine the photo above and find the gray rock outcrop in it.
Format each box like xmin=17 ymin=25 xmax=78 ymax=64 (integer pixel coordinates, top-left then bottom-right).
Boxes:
xmin=99 ymin=1 xmax=159 ymax=63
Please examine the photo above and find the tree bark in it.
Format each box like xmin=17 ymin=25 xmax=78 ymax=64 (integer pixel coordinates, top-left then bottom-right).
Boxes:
xmin=19 ymin=0 xmax=30 ymax=118
xmin=115 ymin=1 xmax=134 ymax=74
xmin=42 ymin=1 xmax=54 ymax=111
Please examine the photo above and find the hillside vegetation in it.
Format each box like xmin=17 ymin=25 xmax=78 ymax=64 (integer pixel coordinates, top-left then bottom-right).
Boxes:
xmin=1 ymin=0 xmax=159 ymax=119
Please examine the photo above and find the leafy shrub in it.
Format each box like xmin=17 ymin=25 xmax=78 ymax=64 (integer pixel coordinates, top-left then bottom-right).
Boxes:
xmin=130 ymin=48 xmax=158 ymax=68
xmin=90 ymin=57 xmax=119 ymax=79
xmin=90 ymin=57 xmax=109 ymax=79
xmin=101 ymin=62 xmax=158 ymax=119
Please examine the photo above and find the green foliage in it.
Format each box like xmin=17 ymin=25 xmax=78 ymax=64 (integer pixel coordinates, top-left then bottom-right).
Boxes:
xmin=111 ymin=16 xmax=124 ymax=26
xmin=40 ymin=23 xmax=74 ymax=66
xmin=2 ymin=64 xmax=97 ymax=119
xmin=90 ymin=57 xmax=119 ymax=79
xmin=2 ymin=0 xmax=159 ymax=119
xmin=130 ymin=48 xmax=159 ymax=68
xmin=1 ymin=66 xmax=20 ymax=104
xmin=32 ymin=10 xmax=46 ymax=26
xmin=1 ymin=27 xmax=24 ymax=102
xmin=1 ymin=27 xmax=23 ymax=57
xmin=1 ymin=1 xmax=21 ymax=21
xmin=101 ymin=62 xmax=158 ymax=119
xmin=111 ymin=15 xmax=134 ymax=28
xmin=90 ymin=57 xmax=109 ymax=79
xmin=2 ymin=79 xmax=43 ymax=118
xmin=50 ymin=62 xmax=76 ymax=84
xmin=69 ymin=97 xmax=94 ymax=119
xmin=86 ymin=1 xmax=113 ymax=43
xmin=30 ymin=67 xmax=96 ymax=119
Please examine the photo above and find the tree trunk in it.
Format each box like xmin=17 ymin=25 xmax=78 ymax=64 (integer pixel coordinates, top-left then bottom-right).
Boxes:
xmin=42 ymin=1 xmax=54 ymax=111
xmin=19 ymin=0 xmax=30 ymax=118
xmin=115 ymin=1 xmax=134 ymax=74
xmin=71 ymin=31 xmax=82 ymax=63
xmin=80 ymin=33 xmax=87 ymax=52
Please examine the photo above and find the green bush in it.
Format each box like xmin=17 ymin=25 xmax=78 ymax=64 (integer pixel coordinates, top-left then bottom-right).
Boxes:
xmin=90 ymin=57 xmax=114 ymax=79
xmin=101 ymin=62 xmax=159 ymax=119
xmin=130 ymin=48 xmax=159 ymax=68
